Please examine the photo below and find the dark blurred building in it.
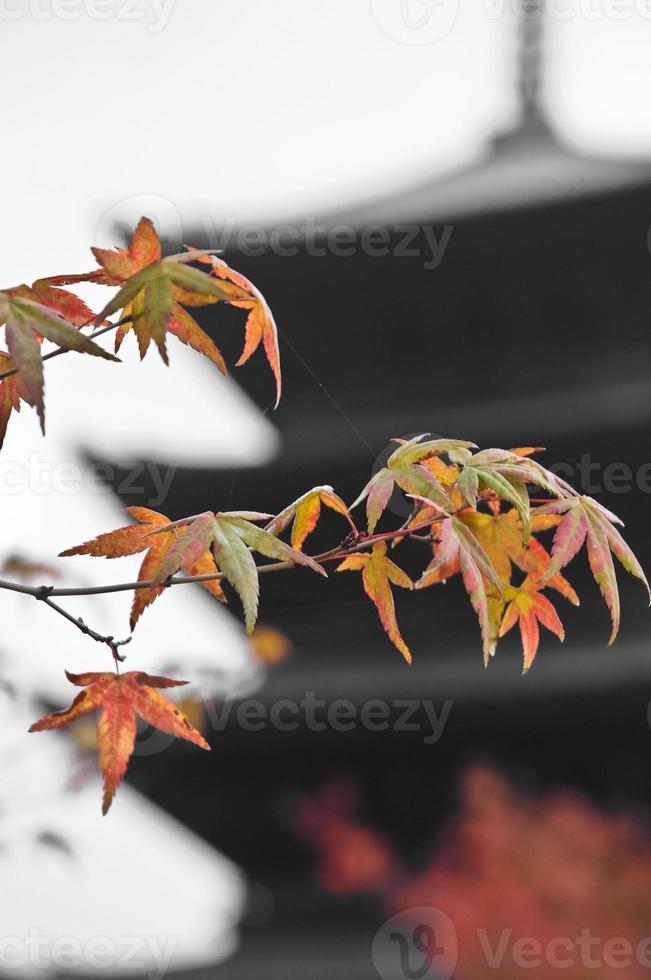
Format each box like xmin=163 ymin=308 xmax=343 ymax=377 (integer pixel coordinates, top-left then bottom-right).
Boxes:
xmin=113 ymin=171 xmax=651 ymax=978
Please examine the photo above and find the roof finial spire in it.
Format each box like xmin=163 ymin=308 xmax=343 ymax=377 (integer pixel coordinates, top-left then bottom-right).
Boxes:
xmin=516 ymin=0 xmax=546 ymax=126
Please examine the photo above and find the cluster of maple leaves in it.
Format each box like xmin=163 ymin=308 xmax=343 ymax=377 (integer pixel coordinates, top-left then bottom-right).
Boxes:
xmin=0 ymin=216 xmax=281 ymax=446
xmin=1 ymin=218 xmax=647 ymax=812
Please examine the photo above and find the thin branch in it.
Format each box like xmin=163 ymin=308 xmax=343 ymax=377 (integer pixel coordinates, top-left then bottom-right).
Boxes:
xmin=34 ymin=588 xmax=132 ymax=666
xmin=0 ymin=513 xmax=450 ymax=602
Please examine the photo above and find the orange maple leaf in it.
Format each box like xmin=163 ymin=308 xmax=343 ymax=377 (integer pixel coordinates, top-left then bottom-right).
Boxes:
xmin=0 ymin=350 xmax=21 ymax=449
xmin=463 ymin=508 xmax=579 ymax=605
xmin=62 ymin=508 xmax=325 ymax=635
xmin=59 ymin=506 xmax=225 ymax=630
xmin=499 ymin=581 xmax=565 ymax=673
xmin=266 ymin=485 xmax=354 ymax=550
xmin=35 ymin=221 xmax=282 ymax=402
xmin=338 ymin=541 xmax=413 ymax=663
xmin=81 ymin=218 xmax=245 ymax=369
xmin=29 ymin=669 xmax=209 ymax=814
xmin=90 ymin=215 xmax=162 ymax=285
xmin=3 ymin=279 xmax=95 ymax=328
xmin=208 ymin=255 xmax=281 ymax=407
xmin=414 ymin=506 xmax=577 ymax=663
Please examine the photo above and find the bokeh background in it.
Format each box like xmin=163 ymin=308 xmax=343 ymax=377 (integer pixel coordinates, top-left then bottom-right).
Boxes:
xmin=2 ymin=1 xmax=651 ymax=977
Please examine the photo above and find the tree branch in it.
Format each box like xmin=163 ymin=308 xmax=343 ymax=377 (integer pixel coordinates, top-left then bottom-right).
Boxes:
xmin=0 ymin=513 xmax=449 ymax=600
xmin=0 ymin=511 xmax=454 ymax=659
xmin=33 ymin=587 xmax=132 ymax=666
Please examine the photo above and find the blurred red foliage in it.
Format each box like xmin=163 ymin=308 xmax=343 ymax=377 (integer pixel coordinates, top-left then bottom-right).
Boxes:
xmin=293 ymin=766 xmax=651 ymax=978
xmin=294 ymin=780 xmax=398 ymax=895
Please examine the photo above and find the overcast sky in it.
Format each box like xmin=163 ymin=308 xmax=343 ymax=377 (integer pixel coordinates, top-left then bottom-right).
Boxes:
xmin=3 ymin=0 xmax=651 ymax=284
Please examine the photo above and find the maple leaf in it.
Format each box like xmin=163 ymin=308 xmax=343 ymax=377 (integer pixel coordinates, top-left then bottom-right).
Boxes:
xmin=165 ymin=304 xmax=227 ymax=373
xmin=499 ymin=580 xmax=565 ymax=673
xmin=90 ymin=215 xmax=163 ymax=285
xmin=2 ymin=279 xmax=95 ymax=328
xmin=29 ymin=669 xmax=209 ymax=814
xmin=266 ymin=486 xmax=354 ymax=550
xmin=534 ymin=495 xmax=650 ymax=643
xmin=102 ymin=255 xmax=249 ymax=365
xmin=447 ymin=447 xmax=566 ymax=542
xmin=33 ymin=218 xmax=166 ymax=297
xmin=352 ymin=469 xmax=396 ymax=536
xmin=44 ymin=221 xmax=283 ymax=399
xmin=337 ymin=541 xmax=413 ymax=663
xmin=208 ymin=256 xmax=282 ymax=407
xmin=389 ymin=435 xmax=477 ymax=467
xmin=0 ymin=293 xmax=118 ymax=433
xmin=60 ymin=506 xmax=226 ymax=630
xmin=352 ymin=435 xmax=475 ymax=534
xmin=414 ymin=505 xmax=578 ymax=664
xmin=461 ymin=508 xmax=578 ymax=605
xmin=0 ymin=350 xmax=21 ymax=449
xmin=53 ymin=218 xmax=246 ymax=370
xmin=414 ymin=505 xmax=503 ymax=664
xmin=420 ymin=453 xmax=463 ymax=489
xmin=146 ymin=511 xmax=327 ymax=633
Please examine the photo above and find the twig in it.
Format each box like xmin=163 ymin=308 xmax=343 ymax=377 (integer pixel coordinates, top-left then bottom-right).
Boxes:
xmin=33 ymin=587 xmax=132 ymax=666
xmin=0 ymin=512 xmax=452 ymax=603
xmin=0 ymin=511 xmax=455 ymax=658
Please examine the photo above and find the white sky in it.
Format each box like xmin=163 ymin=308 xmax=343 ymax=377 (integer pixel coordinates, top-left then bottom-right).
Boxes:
xmin=2 ymin=0 xmax=651 ymax=278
